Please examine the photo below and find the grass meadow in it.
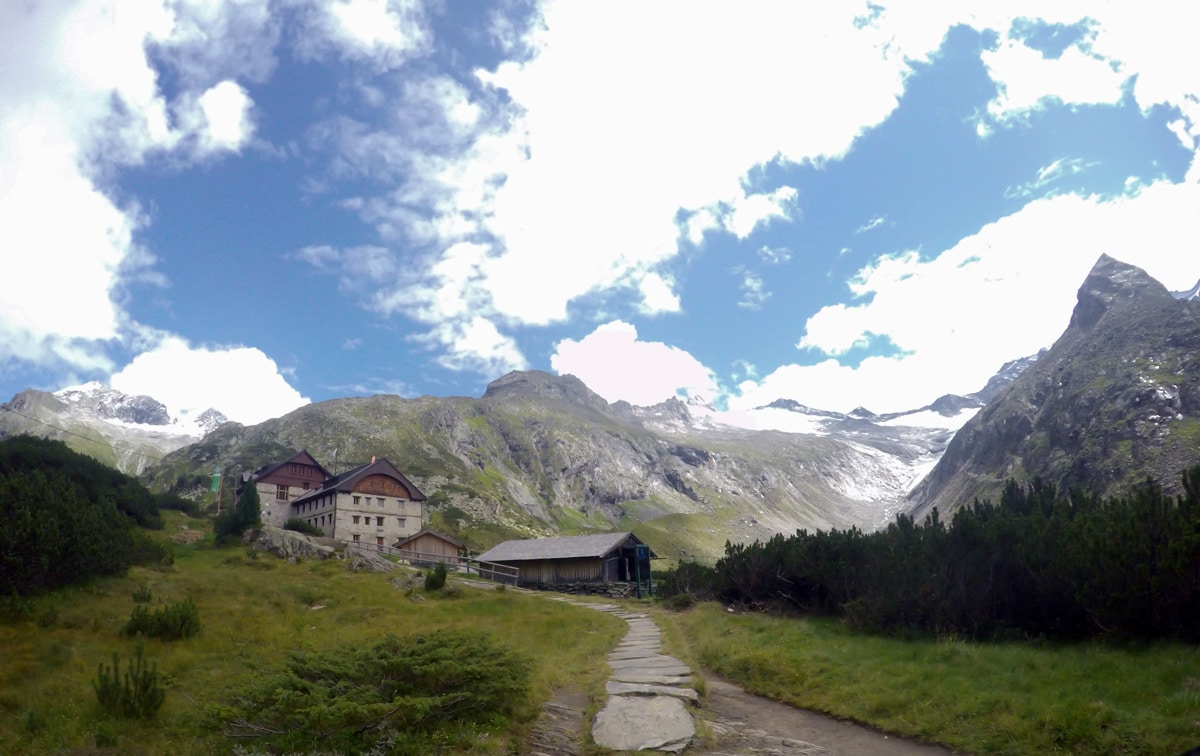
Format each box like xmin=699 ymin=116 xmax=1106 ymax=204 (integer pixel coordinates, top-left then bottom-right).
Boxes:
xmin=0 ymin=512 xmax=625 ymax=754
xmin=656 ymin=602 xmax=1200 ymax=755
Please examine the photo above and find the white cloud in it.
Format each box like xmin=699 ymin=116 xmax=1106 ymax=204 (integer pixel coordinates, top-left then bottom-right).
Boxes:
xmin=736 ymin=268 xmax=771 ymax=310
xmin=758 ymin=245 xmax=793 ymax=264
xmin=320 ymin=1 xmax=949 ymax=372
xmin=196 ymin=80 xmax=255 ymax=152
xmin=0 ymin=0 xmax=280 ymax=381
xmin=551 ymin=321 xmax=718 ymax=406
xmin=980 ymin=30 xmax=1127 ymax=128
xmin=110 ymin=337 xmax=309 ymax=424
xmin=299 ymin=0 xmax=430 ymax=69
xmin=427 ymin=316 xmax=528 ymax=376
xmin=1005 ymin=157 xmax=1098 ymax=199
xmin=855 ymin=215 xmax=887 ymax=234
xmin=636 ymin=273 xmax=682 ymax=315
xmin=734 ymin=179 xmax=1200 ymax=414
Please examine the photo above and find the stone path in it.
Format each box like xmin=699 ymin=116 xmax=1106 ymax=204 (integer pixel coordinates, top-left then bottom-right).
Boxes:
xmin=564 ymin=601 xmax=697 ymax=753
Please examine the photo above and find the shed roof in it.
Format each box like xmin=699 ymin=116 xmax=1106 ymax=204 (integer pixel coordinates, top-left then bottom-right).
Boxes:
xmin=476 ymin=532 xmax=656 ymax=563
xmin=394 ymin=528 xmax=464 ymax=551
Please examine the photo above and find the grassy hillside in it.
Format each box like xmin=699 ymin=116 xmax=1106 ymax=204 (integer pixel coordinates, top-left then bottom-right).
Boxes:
xmin=0 ymin=512 xmax=625 ymax=754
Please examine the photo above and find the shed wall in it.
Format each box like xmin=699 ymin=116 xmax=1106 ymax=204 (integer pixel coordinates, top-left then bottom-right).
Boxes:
xmin=399 ymin=533 xmax=462 ymax=565
xmin=507 ymin=557 xmax=607 ymax=585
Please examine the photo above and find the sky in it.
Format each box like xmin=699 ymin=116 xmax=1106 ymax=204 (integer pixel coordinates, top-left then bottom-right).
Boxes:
xmin=3 ymin=1 xmax=1200 ymax=426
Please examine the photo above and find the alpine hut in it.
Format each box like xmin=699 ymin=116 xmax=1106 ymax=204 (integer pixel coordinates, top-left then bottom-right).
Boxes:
xmin=475 ymin=532 xmax=656 ymax=587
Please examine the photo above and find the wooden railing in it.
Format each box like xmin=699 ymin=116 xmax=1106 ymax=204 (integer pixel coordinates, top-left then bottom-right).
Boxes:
xmin=346 ymin=542 xmax=519 ymax=585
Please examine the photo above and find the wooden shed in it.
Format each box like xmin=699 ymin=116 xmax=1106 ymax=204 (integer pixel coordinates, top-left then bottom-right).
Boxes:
xmin=393 ymin=529 xmax=465 ymax=566
xmin=475 ymin=532 xmax=656 ymax=586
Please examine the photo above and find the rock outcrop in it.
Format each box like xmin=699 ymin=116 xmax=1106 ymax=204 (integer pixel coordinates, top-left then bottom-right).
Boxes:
xmin=244 ymin=526 xmax=339 ymax=560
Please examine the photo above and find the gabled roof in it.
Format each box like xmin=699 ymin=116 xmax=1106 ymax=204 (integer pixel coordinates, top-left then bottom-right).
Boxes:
xmin=291 ymin=456 xmax=426 ymax=505
xmin=250 ymin=449 xmax=332 ymax=481
xmin=476 ymin=532 xmax=656 ymax=563
xmin=394 ymin=528 xmax=465 ymax=551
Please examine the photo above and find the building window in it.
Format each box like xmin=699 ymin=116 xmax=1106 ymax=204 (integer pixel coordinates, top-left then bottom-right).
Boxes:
xmin=352 ymin=534 xmax=360 ymax=542
xmin=276 ymin=484 xmax=288 ymax=501
xmin=397 ymin=517 xmax=406 ymax=528
xmin=352 ymin=515 xmax=360 ymax=524
xmin=376 ymin=536 xmax=383 ymax=550
xmin=353 ymin=495 xmax=360 ymax=506
xmin=378 ymin=497 xmax=385 ymax=507
xmin=375 ymin=516 xmax=384 ymax=526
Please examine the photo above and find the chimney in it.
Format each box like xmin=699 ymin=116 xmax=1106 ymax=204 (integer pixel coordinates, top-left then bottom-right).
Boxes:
xmin=371 ymin=455 xmax=376 ymax=464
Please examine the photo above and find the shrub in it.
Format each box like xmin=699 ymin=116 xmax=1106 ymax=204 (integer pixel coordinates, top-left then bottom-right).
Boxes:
xmin=132 ymin=586 xmax=152 ymax=603
xmin=122 ymin=598 xmax=200 ymax=640
xmin=283 ymin=518 xmax=323 ymax=537
xmin=424 ymin=561 xmax=448 ymax=591
xmin=92 ymin=647 xmax=165 ymax=719
xmin=130 ymin=530 xmax=174 ymax=567
xmin=662 ymin=592 xmax=696 ymax=611
xmin=221 ymin=630 xmax=531 ymax=753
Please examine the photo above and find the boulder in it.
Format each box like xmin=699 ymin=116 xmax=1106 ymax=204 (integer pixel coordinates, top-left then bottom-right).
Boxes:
xmin=244 ymin=526 xmax=338 ymax=561
xmin=348 ymin=552 xmax=396 ymax=573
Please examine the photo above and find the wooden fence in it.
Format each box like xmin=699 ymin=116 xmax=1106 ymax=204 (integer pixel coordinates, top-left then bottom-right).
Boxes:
xmin=346 ymin=542 xmax=519 ymax=585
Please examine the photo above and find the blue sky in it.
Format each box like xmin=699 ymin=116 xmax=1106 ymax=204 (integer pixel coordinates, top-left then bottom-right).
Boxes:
xmin=3 ymin=1 xmax=1199 ymax=425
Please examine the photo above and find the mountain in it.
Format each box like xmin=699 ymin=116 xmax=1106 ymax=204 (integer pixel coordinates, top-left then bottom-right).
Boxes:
xmin=908 ymin=255 xmax=1200 ymax=520
xmin=139 ymin=357 xmax=1033 ymax=561
xmin=0 ymin=383 xmax=229 ymax=474
xmin=1174 ymin=278 xmax=1200 ymax=302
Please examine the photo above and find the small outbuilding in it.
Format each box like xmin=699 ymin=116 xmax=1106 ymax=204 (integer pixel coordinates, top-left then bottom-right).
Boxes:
xmin=393 ymin=528 xmax=466 ymax=566
xmin=476 ymin=532 xmax=656 ymax=587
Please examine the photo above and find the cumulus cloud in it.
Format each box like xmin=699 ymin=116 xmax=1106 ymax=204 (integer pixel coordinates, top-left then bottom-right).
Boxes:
xmin=195 ymin=80 xmax=255 ymax=152
xmin=110 ymin=337 xmax=308 ymax=424
xmin=551 ymin=321 xmax=718 ymax=406
xmin=311 ymin=1 xmax=946 ymax=373
xmin=297 ymin=0 xmax=430 ymax=69
xmin=0 ymin=0 xmax=280 ymax=379
xmin=732 ymin=179 xmax=1200 ymax=414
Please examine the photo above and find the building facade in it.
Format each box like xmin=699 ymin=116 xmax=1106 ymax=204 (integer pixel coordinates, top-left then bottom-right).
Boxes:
xmin=245 ymin=451 xmax=427 ymax=547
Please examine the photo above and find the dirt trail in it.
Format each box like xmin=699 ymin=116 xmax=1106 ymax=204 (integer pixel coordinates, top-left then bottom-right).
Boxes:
xmin=694 ymin=674 xmax=954 ymax=755
xmin=526 ymin=675 xmax=955 ymax=755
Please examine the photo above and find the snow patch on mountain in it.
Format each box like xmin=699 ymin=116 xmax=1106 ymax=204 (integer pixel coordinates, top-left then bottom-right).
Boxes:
xmin=54 ymin=382 xmax=228 ymax=437
xmin=879 ymin=407 xmax=978 ymax=431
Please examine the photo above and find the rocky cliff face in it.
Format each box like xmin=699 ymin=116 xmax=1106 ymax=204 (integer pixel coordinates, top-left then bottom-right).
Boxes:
xmin=908 ymin=255 xmax=1200 ymax=520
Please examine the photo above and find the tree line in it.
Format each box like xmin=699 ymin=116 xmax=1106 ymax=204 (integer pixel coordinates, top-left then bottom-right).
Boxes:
xmin=0 ymin=436 xmax=191 ymax=596
xmin=661 ymin=464 xmax=1200 ymax=641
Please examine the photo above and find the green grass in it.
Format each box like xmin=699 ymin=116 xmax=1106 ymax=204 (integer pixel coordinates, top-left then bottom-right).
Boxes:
xmin=0 ymin=512 xmax=625 ymax=754
xmin=658 ymin=602 xmax=1200 ymax=755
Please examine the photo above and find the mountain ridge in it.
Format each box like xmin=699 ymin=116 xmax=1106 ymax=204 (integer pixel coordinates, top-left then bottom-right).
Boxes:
xmin=908 ymin=254 xmax=1200 ymax=519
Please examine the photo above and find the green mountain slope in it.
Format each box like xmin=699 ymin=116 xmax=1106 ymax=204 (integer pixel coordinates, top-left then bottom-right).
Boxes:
xmin=143 ymin=372 xmax=907 ymax=560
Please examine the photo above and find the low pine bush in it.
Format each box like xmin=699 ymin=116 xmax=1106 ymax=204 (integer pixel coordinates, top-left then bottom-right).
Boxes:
xmin=122 ymin=598 xmax=200 ymax=640
xmin=131 ymin=585 xmax=152 ymax=603
xmin=92 ymin=647 xmax=165 ymax=719
xmin=221 ymin=630 xmax=531 ymax=753
xmin=424 ymin=561 xmax=448 ymax=591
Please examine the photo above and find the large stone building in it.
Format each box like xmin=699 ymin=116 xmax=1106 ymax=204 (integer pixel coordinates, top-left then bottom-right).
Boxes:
xmin=244 ymin=450 xmax=427 ymax=548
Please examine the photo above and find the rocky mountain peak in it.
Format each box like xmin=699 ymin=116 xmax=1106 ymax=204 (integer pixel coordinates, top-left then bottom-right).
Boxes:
xmin=1068 ymin=254 xmax=1176 ymax=332
xmin=194 ymin=408 xmax=231 ymax=435
xmin=908 ymin=254 xmax=1200 ymax=520
xmin=55 ymin=382 xmax=171 ymax=426
xmin=482 ymin=370 xmax=610 ymax=413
